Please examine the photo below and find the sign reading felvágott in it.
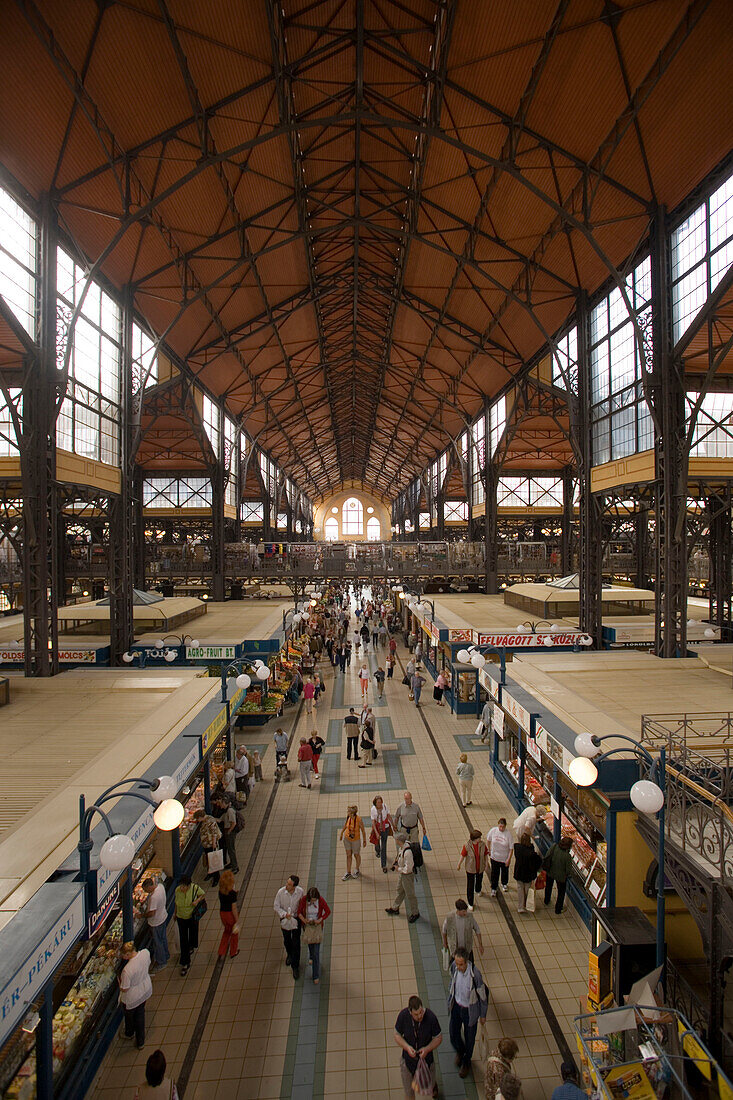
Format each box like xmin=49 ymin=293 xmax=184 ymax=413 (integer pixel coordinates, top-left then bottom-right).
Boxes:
xmin=0 ymin=891 xmax=85 ymax=1046
xmin=474 ymin=632 xmax=582 ymax=648
xmin=186 ymin=645 xmax=237 ymax=660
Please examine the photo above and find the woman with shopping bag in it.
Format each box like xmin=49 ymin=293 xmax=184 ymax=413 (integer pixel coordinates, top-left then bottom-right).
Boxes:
xmin=370 ymin=796 xmax=394 ymax=872
xmin=297 ymin=886 xmax=331 ymax=984
xmin=217 ymin=870 xmax=240 ymax=959
xmin=512 ymin=834 xmax=542 ymax=914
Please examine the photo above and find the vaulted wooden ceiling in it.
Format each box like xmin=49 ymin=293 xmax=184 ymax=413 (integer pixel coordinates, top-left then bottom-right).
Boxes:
xmin=1 ymin=0 xmax=730 ymax=497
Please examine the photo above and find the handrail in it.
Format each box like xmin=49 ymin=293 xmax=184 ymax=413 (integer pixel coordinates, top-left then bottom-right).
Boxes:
xmin=665 ymin=763 xmax=733 ymax=827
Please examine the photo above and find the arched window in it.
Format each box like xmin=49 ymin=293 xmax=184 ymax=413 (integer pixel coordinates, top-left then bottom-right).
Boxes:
xmin=366 ymin=516 xmax=380 ymax=541
xmin=324 ymin=516 xmax=339 ymax=541
xmin=342 ymin=496 xmax=363 ymax=536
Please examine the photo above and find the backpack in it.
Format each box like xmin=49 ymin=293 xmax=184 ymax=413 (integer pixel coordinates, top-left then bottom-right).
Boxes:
xmin=409 ymin=841 xmax=424 ymax=870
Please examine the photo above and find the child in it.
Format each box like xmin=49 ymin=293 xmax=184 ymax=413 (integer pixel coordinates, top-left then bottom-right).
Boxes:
xmin=252 ymin=750 xmax=263 ymax=782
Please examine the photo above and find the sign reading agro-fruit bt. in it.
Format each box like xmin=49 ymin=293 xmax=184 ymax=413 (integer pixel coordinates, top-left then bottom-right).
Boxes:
xmin=186 ymin=645 xmax=237 ymax=660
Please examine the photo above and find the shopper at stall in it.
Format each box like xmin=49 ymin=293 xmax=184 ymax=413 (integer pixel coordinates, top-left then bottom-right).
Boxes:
xmin=174 ymin=875 xmax=204 ymax=976
xmin=394 ymin=792 xmax=426 ymax=842
xmin=411 ymin=668 xmax=426 ymax=707
xmin=456 ymin=753 xmax=475 ymax=807
xmin=457 ymin=828 xmax=488 ymax=909
xmin=394 ymin=995 xmax=443 ymax=1100
xmin=213 ymin=794 xmax=239 ymax=874
xmin=142 ymin=877 xmax=169 ymax=970
xmin=222 ymin=760 xmax=237 ymax=797
xmin=344 ymin=707 xmax=361 ymax=761
xmin=442 ymin=899 xmax=483 ymax=963
xmin=433 ymin=669 xmax=448 ymax=706
xmin=217 ymin=869 xmax=240 ymax=959
xmin=234 ymin=745 xmax=250 ymax=801
xmin=385 ymin=831 xmax=420 ymax=922
xmin=512 ymin=834 xmax=543 ymax=913
xmin=297 ymin=886 xmax=331 ymax=984
xmin=484 ymin=1038 xmax=521 ymax=1100
xmin=119 ymin=941 xmax=152 ymax=1050
xmin=370 ymin=795 xmax=394 ymax=872
xmin=339 ymin=805 xmax=366 ymax=879
xmin=194 ymin=808 xmax=223 ymax=886
xmin=274 ymin=875 xmax=304 ymax=978
xmin=297 ymin=737 xmax=314 ymax=788
xmin=543 ymin=836 xmax=574 ymax=914
xmin=447 ymin=948 xmax=488 ymax=1079
xmin=479 ymin=699 xmax=493 ymax=742
xmin=486 ymin=818 xmax=513 ymax=896
xmin=512 ymin=804 xmax=548 ymax=841
xmin=551 ymin=1062 xmax=586 ymax=1100
xmin=133 ymin=1049 xmax=180 ymax=1098
xmin=307 ymin=730 xmax=325 ymax=777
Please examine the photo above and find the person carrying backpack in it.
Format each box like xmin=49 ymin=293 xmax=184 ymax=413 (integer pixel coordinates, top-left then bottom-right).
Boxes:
xmin=385 ymin=831 xmax=421 ymax=923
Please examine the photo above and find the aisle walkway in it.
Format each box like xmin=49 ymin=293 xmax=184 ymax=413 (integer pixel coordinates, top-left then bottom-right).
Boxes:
xmin=90 ymin=637 xmax=589 ymax=1099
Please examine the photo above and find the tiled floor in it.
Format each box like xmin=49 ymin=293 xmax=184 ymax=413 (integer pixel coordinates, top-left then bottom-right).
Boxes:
xmin=90 ymin=625 xmax=590 ymax=1099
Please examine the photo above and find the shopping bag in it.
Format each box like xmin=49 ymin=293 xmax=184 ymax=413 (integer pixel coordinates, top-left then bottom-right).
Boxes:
xmin=526 ymin=887 xmax=536 ymax=912
xmin=441 ymin=947 xmax=450 ymax=972
xmin=412 ymin=1056 xmax=434 ymax=1096
xmin=475 ymin=720 xmax=484 ymax=736
xmin=421 ymin=834 xmax=432 ymax=852
xmin=207 ymin=849 xmax=225 ymax=873
xmin=534 ymin=870 xmax=547 ymax=892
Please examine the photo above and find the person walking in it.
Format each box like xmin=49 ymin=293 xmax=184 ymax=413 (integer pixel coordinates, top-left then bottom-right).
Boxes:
xmin=411 ymin=668 xmax=426 ymax=707
xmin=385 ymin=831 xmax=420 ymax=922
xmin=457 ymin=829 xmax=488 ymax=910
xmin=373 ymin=664 xmax=386 ymax=698
xmin=358 ymin=720 xmax=375 ymax=767
xmin=338 ymin=641 xmax=348 ymax=673
xmin=394 ymin=791 xmax=426 ymax=843
xmin=372 ymin=621 xmax=379 ymax=647
xmin=543 ymin=837 xmax=574 ymax=914
xmin=442 ymin=899 xmax=483 ymax=963
xmin=273 ymin=727 xmax=289 ymax=774
xmin=118 ymin=941 xmax=152 ymax=1050
xmin=339 ymin=805 xmax=366 ymax=880
xmin=447 ymin=948 xmax=489 ymax=1079
xmin=360 ymin=622 xmax=370 ymax=649
xmin=394 ymin=998 xmax=440 ymax=1100
xmin=385 ymin=654 xmax=394 ymax=680
xmin=217 ymin=869 xmax=240 ymax=959
xmin=551 ymin=1062 xmax=587 ymax=1100
xmin=456 ymin=753 xmax=475 ymax=806
xmin=389 ymin=635 xmax=397 ymax=659
xmin=297 ymin=737 xmax=314 ymax=788
xmin=142 ymin=876 xmax=169 ymax=971
xmin=394 ymin=995 xmax=443 ymax=1100
xmin=379 ymin=621 xmax=388 ymax=647
xmin=484 ymin=1038 xmax=521 ymax=1100
xmin=513 ymin=833 xmax=543 ymax=913
xmin=344 ymin=707 xmax=361 ymax=760
xmin=486 ymin=817 xmax=513 ymax=896
xmin=133 ymin=1049 xmax=180 ymax=1099
xmin=303 ymin=676 xmax=315 ymax=716
xmin=479 ymin=698 xmax=493 ymax=742
xmin=174 ymin=875 xmax=203 ymax=976
xmin=273 ymin=875 xmax=304 ymax=978
xmin=194 ymin=809 xmax=222 ymax=885
xmin=370 ymin=795 xmax=394 ymax=872
xmin=414 ymin=640 xmax=423 ymax=665
xmin=433 ymin=669 xmax=448 ymax=706
xmin=297 ymin=886 xmax=331 ymax=984
xmin=307 ymin=730 xmax=325 ymax=777
xmin=358 ymin=662 xmax=370 ymax=698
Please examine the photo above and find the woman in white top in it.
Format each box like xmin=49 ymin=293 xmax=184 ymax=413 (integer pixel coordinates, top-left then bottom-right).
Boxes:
xmin=118 ymin=941 xmax=152 ymax=1049
xmin=486 ymin=817 xmax=514 ymax=896
xmin=358 ymin=663 xmax=370 ymax=698
xmin=370 ymin=796 xmax=394 ymax=873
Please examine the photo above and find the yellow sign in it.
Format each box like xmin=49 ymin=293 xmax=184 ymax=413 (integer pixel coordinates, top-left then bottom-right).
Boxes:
xmin=719 ymin=1073 xmax=733 ymax=1100
xmin=201 ymin=706 xmax=227 ymax=757
xmin=603 ymin=1063 xmax=656 ymax=1100
xmin=678 ymin=1023 xmax=713 ymax=1082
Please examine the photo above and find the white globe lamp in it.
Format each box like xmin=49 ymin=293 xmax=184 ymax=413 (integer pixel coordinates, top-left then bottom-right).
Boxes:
xmin=568 ymin=756 xmax=599 ymax=787
xmin=630 ymin=780 xmax=664 ymax=815
xmin=153 ymin=798 xmax=185 ymax=831
xmin=470 ymin=652 xmax=486 ymax=668
xmin=164 ymin=649 xmax=177 ymax=662
xmin=122 ymin=652 xmax=134 ymax=663
xmin=236 ymin=673 xmax=251 ymax=690
xmin=256 ymin=665 xmax=271 ymax=680
xmin=189 ymin=639 xmax=199 ymax=649
xmin=456 ymin=649 xmax=470 ymax=664
xmin=704 ymin=628 xmax=716 ymax=638
xmin=99 ymin=834 xmax=135 ymax=870
xmin=152 ymin=775 xmax=177 ymax=802
xmin=155 ymin=638 xmax=165 ymax=650
xmin=543 ymin=636 xmax=554 ymax=647
xmin=574 ymin=733 xmax=599 ymax=758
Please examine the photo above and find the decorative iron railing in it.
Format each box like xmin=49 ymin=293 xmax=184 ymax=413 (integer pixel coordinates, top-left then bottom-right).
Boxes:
xmin=665 ymin=958 xmax=710 ymax=1040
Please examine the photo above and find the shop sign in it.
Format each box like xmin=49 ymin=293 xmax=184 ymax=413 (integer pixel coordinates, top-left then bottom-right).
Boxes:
xmin=449 ymin=629 xmax=473 ymax=643
xmin=526 ymin=736 xmax=542 ymax=765
xmin=425 ymin=620 xmax=441 ymax=643
xmin=87 ymin=883 xmax=119 ymax=939
xmin=201 ymin=705 xmax=229 ymax=757
xmin=493 ymin=706 xmax=504 ymax=738
xmin=477 ymin=668 xmax=500 ymax=699
xmin=0 ymin=891 xmax=85 ymax=1046
xmin=186 ymin=645 xmax=237 ymax=660
xmin=474 ymin=632 xmax=581 ymax=648
xmin=174 ymin=744 xmax=201 ymax=790
xmin=534 ymin=724 xmax=549 ymax=754
xmin=0 ymin=648 xmax=98 ymax=663
xmin=501 ymin=690 xmax=531 ymax=733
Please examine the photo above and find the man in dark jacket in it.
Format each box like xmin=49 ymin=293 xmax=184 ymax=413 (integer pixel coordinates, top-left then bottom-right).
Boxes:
xmin=512 ymin=833 xmax=542 ymax=913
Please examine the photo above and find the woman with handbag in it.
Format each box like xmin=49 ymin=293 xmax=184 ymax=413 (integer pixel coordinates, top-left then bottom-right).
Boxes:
xmin=358 ymin=722 xmax=376 ymax=767
xmin=174 ymin=875 xmax=205 ymax=976
xmin=297 ymin=886 xmax=331 ymax=983
xmin=370 ymin=796 xmax=394 ymax=872
xmin=457 ymin=828 xmax=488 ymax=909
xmin=217 ymin=870 xmax=240 ymax=959
xmin=512 ymin=834 xmax=543 ymax=914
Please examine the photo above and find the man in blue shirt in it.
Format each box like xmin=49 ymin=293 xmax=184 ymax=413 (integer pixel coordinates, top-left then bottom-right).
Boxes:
xmin=551 ymin=1062 xmax=587 ymax=1100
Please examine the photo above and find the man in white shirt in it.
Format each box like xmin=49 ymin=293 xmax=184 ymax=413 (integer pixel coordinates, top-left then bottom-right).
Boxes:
xmin=143 ymin=876 xmax=169 ymax=969
xmin=512 ymin=804 xmax=548 ymax=842
xmin=486 ymin=817 xmax=513 ymax=897
xmin=385 ymin=832 xmax=420 ymax=923
xmin=234 ymin=745 xmax=250 ymax=801
xmin=273 ymin=875 xmax=305 ymax=979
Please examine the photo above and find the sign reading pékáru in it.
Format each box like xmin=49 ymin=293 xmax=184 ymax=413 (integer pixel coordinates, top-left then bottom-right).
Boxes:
xmin=186 ymin=645 xmax=237 ymax=661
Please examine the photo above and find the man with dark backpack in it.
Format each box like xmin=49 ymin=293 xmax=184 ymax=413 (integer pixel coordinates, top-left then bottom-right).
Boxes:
xmin=385 ymin=831 xmax=420 ymax=923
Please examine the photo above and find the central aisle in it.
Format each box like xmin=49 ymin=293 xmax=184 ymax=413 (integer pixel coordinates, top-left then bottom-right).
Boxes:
xmin=91 ymin=625 xmax=589 ymax=1099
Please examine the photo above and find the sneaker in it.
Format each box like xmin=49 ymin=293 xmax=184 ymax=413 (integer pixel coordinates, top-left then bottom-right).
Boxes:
xmin=385 ymin=907 xmax=399 ymax=915
xmin=467 ymin=904 xmax=474 ymax=912
xmin=342 ymin=872 xmax=352 ymax=881
xmin=180 ymin=965 xmax=189 ymax=976
xmin=474 ymin=889 xmax=482 ymax=896
xmin=353 ymin=870 xmax=360 ymax=878
xmin=358 ymin=765 xmax=366 ymax=768
xmin=408 ymin=913 xmax=420 ymax=923
xmin=490 ymin=890 xmax=497 ymax=897
xmin=501 ymin=884 xmax=508 ymax=893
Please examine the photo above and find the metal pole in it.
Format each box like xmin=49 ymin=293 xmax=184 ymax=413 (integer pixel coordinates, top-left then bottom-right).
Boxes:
xmin=657 ymin=746 xmax=667 ymax=974
xmin=122 ymin=872 xmax=134 ymax=943
xmin=36 ymin=980 xmax=54 ymax=1100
